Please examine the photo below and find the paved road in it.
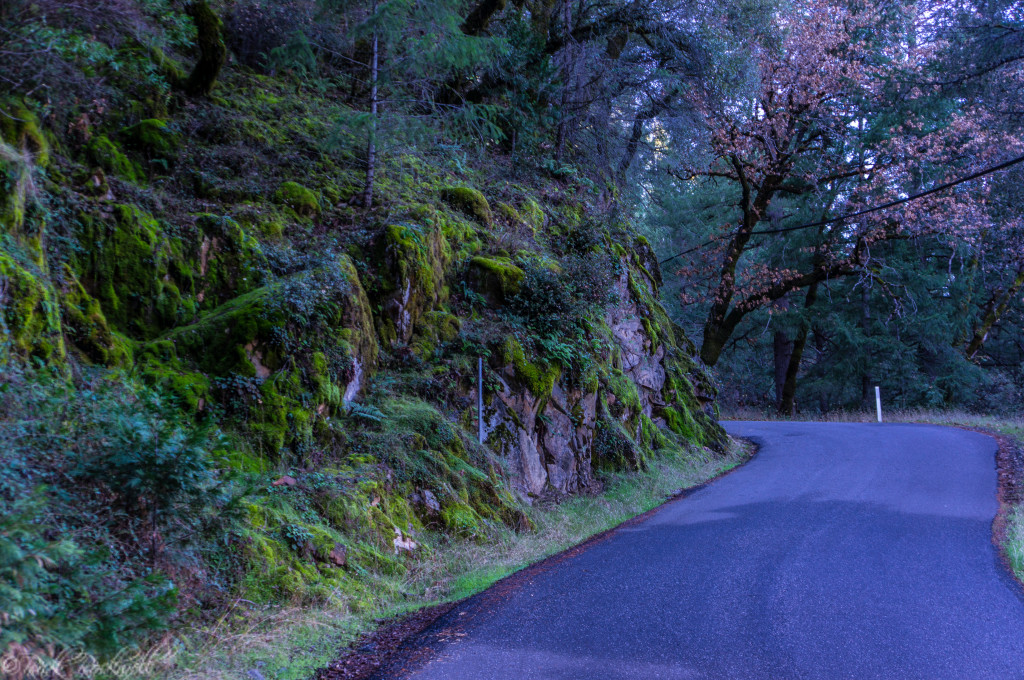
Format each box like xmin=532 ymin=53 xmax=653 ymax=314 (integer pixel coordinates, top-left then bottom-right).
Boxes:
xmin=379 ymin=422 xmax=1024 ymax=679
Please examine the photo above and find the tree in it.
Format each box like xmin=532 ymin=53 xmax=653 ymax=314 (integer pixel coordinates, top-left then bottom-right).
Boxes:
xmin=659 ymin=0 xmax=1016 ymax=377
xmin=183 ymin=0 xmax=227 ymax=97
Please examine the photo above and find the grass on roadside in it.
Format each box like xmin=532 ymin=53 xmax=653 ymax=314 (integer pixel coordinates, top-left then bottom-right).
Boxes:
xmin=157 ymin=439 xmax=750 ymax=680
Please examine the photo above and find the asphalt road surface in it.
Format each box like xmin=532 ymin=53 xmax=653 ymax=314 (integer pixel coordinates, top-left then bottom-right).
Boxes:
xmin=378 ymin=422 xmax=1024 ymax=679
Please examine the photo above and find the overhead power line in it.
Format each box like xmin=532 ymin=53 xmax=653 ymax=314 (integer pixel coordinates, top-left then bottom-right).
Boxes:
xmin=659 ymin=153 xmax=1024 ymax=267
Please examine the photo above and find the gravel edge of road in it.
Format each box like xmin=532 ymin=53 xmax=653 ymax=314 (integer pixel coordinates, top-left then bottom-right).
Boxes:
xmin=315 ymin=439 xmax=760 ymax=680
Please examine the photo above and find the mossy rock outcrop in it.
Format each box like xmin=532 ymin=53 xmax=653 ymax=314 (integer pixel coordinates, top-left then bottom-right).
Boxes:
xmin=71 ymin=206 xmax=268 ymax=340
xmin=86 ymin=136 xmax=141 ymax=183
xmin=0 ymin=103 xmax=48 ymax=242
xmin=468 ymin=256 xmax=524 ymax=304
xmin=192 ymin=213 xmax=268 ymax=309
xmin=440 ymin=186 xmax=492 ymax=226
xmin=273 ymin=181 xmax=320 ymax=217
xmin=60 ymin=266 xmax=132 ymax=367
xmin=410 ymin=309 xmax=460 ymax=358
xmin=0 ymin=99 xmax=49 ymax=168
xmin=121 ymin=119 xmax=179 ymax=162
xmin=73 ymin=204 xmax=197 ymax=337
xmin=156 ymin=254 xmax=378 ymax=451
xmin=0 ymin=248 xmax=64 ymax=361
xmin=378 ymin=221 xmax=452 ymax=346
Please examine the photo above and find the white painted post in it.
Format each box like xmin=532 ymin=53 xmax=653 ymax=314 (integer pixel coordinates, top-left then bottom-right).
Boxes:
xmin=478 ymin=357 xmax=484 ymax=443
xmin=875 ymin=385 xmax=882 ymax=423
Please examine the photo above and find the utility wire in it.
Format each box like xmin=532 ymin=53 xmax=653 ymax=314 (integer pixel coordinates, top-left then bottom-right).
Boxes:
xmin=659 ymin=153 xmax=1024 ymax=267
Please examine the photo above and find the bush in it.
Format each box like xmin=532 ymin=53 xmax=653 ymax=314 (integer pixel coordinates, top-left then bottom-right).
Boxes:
xmin=0 ymin=357 xmax=233 ymax=665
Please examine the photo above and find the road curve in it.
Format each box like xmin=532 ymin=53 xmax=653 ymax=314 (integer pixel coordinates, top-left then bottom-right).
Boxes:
xmin=377 ymin=422 xmax=1024 ymax=679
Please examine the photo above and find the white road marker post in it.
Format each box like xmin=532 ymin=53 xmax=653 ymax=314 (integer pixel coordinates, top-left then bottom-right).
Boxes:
xmin=478 ymin=357 xmax=484 ymax=444
xmin=875 ymin=385 xmax=882 ymax=423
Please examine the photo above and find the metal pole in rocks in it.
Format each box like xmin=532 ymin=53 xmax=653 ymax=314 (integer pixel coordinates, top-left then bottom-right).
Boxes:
xmin=478 ymin=357 xmax=484 ymax=444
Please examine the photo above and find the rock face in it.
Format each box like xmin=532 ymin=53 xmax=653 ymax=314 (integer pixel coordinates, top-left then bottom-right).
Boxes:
xmin=480 ymin=255 xmax=725 ymax=500
xmin=2 ymin=104 xmax=722 ymax=501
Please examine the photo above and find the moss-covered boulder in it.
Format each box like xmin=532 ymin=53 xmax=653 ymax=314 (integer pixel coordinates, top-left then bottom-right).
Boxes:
xmin=378 ymin=221 xmax=452 ymax=346
xmin=0 ymin=247 xmax=64 ymax=361
xmin=273 ymin=181 xmax=320 ymax=217
xmin=468 ymin=255 xmax=524 ymax=304
xmin=73 ymin=204 xmax=196 ymax=337
xmin=0 ymin=99 xmax=49 ymax=168
xmin=501 ymin=337 xmax=560 ymax=401
xmin=156 ymin=254 xmax=378 ymax=451
xmin=0 ymin=102 xmax=48 ymax=243
xmin=60 ymin=266 xmax=132 ymax=366
xmin=121 ymin=119 xmax=179 ymax=162
xmin=86 ymin=135 xmax=141 ymax=183
xmin=192 ymin=213 xmax=267 ymax=309
xmin=0 ymin=142 xmax=32 ymax=236
xmin=441 ymin=186 xmax=492 ymax=226
xmin=410 ymin=309 xmax=460 ymax=358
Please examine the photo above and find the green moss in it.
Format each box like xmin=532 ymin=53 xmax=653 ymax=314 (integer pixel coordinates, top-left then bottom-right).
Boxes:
xmin=0 ymin=143 xmax=31 ymax=236
xmin=638 ymin=413 xmax=668 ymax=451
xmin=502 ymin=338 xmax=560 ymax=400
xmin=661 ymin=405 xmax=699 ymax=440
xmin=74 ymin=204 xmax=195 ymax=337
xmin=410 ymin=309 xmax=461 ymax=358
xmin=0 ymin=99 xmax=49 ymax=168
xmin=135 ymin=350 xmax=211 ymax=412
xmin=441 ymin=186 xmax=492 ymax=226
xmin=605 ymin=368 xmax=642 ymax=415
xmin=147 ymin=45 xmax=187 ymax=85
xmin=520 ymin=197 xmax=544 ymax=232
xmin=121 ymin=119 xmax=179 ymax=161
xmin=441 ymin=503 xmax=481 ymax=538
xmin=193 ymin=213 xmax=267 ymax=308
xmin=494 ymin=202 xmax=522 ymax=224
xmin=592 ymin=405 xmax=642 ymax=472
xmin=0 ymin=247 xmax=64 ymax=361
xmin=274 ymin=181 xmax=320 ymax=217
xmin=60 ymin=266 xmax=132 ymax=366
xmin=232 ymin=203 xmax=288 ymax=239
xmin=469 ymin=256 xmax=524 ymax=303
xmin=379 ymin=222 xmax=453 ymax=345
xmin=86 ymin=136 xmax=141 ymax=183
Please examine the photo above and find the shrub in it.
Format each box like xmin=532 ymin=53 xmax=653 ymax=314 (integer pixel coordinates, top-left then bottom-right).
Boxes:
xmin=0 ymin=356 xmax=233 ymax=664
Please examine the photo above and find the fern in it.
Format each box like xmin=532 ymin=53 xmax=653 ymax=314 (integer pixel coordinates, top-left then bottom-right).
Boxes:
xmin=346 ymin=402 xmax=386 ymax=424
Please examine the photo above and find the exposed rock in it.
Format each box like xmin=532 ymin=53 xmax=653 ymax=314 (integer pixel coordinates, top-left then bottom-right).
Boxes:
xmin=478 ymin=252 xmax=724 ymax=500
xmin=392 ymin=527 xmax=417 ymax=554
xmin=328 ymin=543 xmax=347 ymax=568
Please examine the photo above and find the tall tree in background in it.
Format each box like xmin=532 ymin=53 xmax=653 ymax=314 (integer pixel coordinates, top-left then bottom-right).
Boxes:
xmin=661 ymin=0 xmax=1017 ymax=373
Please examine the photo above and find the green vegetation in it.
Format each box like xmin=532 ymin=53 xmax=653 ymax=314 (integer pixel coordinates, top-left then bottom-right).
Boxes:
xmin=159 ymin=438 xmax=751 ymax=680
xmin=0 ymin=0 xmax=740 ymax=675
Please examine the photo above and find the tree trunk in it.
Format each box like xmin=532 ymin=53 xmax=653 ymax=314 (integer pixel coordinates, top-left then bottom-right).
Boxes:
xmin=860 ymin=283 xmax=872 ymax=408
xmin=363 ymin=26 xmax=379 ymax=208
xmin=184 ymin=1 xmax=226 ymax=97
xmin=461 ymin=0 xmax=507 ymax=35
xmin=553 ymin=0 xmax=572 ymax=162
xmin=965 ymin=268 xmax=1024 ymax=359
xmin=778 ymin=284 xmax=818 ymax=415
xmin=774 ymin=329 xmax=794 ymax=408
